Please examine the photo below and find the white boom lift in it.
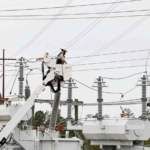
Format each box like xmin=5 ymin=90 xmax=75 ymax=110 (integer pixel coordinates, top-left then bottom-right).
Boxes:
xmin=0 ymin=53 xmax=82 ymax=150
xmin=1 ymin=53 xmax=150 ymax=150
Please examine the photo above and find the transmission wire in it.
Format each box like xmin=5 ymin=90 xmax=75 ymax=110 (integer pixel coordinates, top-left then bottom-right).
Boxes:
xmin=0 ymin=0 xmax=140 ymax=12
xmin=73 ymin=11 xmax=150 ymax=65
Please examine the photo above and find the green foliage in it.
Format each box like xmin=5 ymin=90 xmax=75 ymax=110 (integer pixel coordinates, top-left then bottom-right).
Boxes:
xmin=120 ymin=107 xmax=134 ymax=118
xmin=90 ymin=145 xmax=101 ymax=150
xmin=144 ymin=138 xmax=150 ymax=147
xmin=34 ymin=110 xmax=45 ymax=128
xmin=124 ymin=108 xmax=134 ymax=118
xmin=86 ymin=113 xmax=110 ymax=119
xmin=33 ymin=110 xmax=103 ymax=150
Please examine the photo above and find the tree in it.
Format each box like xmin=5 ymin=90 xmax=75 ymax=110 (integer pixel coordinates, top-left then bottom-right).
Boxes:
xmin=86 ymin=114 xmax=93 ymax=119
xmin=34 ymin=111 xmax=45 ymax=128
xmin=92 ymin=113 xmax=110 ymax=119
xmin=120 ymin=107 xmax=134 ymax=118
xmin=124 ymin=108 xmax=134 ymax=118
xmin=33 ymin=110 xmax=102 ymax=150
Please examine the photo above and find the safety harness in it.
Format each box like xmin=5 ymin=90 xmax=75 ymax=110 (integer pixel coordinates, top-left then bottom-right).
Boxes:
xmin=56 ymin=52 xmax=65 ymax=64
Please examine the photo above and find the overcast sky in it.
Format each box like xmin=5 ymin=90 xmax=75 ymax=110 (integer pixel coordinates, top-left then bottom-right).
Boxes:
xmin=0 ymin=0 xmax=150 ymax=119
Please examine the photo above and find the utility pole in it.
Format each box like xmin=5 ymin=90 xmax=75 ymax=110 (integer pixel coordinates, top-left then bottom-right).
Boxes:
xmin=137 ymin=75 xmax=150 ymax=119
xmin=0 ymin=50 xmax=16 ymax=102
xmin=3 ymin=49 xmax=4 ymax=99
xmin=18 ymin=57 xmax=24 ymax=98
xmin=93 ymin=77 xmax=107 ymax=120
xmin=74 ymin=99 xmax=79 ymax=122
xmin=141 ymin=75 xmax=147 ymax=119
xmin=65 ymin=79 xmax=78 ymax=120
xmin=25 ymin=85 xmax=33 ymax=126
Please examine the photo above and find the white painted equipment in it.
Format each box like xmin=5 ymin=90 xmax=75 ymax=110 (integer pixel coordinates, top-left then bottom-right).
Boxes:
xmin=82 ymin=118 xmax=150 ymax=150
xmin=83 ymin=118 xmax=150 ymax=141
xmin=0 ymin=53 xmax=76 ymax=149
xmin=43 ymin=53 xmax=72 ymax=92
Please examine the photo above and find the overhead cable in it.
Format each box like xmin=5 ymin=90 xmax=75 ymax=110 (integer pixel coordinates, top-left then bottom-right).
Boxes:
xmin=9 ymin=0 xmax=73 ymax=58
xmin=2 ymin=57 xmax=150 ymax=72
xmin=72 ymin=78 xmax=123 ymax=95
xmin=72 ymin=65 xmax=150 ymax=72
xmin=73 ymin=11 xmax=150 ymax=65
xmin=145 ymin=50 xmax=150 ymax=78
xmin=2 ymin=65 xmax=150 ymax=74
xmin=62 ymin=0 xmax=123 ymax=50
xmin=9 ymin=71 xmax=19 ymax=95
xmin=22 ymin=57 xmax=38 ymax=63
xmin=1 ymin=15 xmax=150 ymax=20
xmin=66 ymin=49 xmax=150 ymax=59
xmin=1 ymin=8 xmax=150 ymax=17
xmin=31 ymin=57 xmax=150 ymax=68
xmin=72 ymin=58 xmax=150 ymax=66
xmin=52 ymin=0 xmax=123 ymax=55
xmin=123 ymin=86 xmax=138 ymax=97
xmin=0 ymin=0 xmax=140 ymax=12
xmin=102 ymin=71 xmax=145 ymax=80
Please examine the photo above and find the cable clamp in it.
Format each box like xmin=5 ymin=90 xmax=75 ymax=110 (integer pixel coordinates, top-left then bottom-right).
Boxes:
xmin=141 ymin=98 xmax=147 ymax=102
xmin=67 ymin=99 xmax=73 ymax=103
xmin=97 ymin=99 xmax=103 ymax=102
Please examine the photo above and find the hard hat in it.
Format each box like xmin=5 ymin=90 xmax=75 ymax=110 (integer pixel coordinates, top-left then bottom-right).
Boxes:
xmin=60 ymin=47 xmax=67 ymax=52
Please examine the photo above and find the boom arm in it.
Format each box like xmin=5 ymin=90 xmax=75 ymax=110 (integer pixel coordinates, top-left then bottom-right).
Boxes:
xmin=0 ymin=84 xmax=45 ymax=144
xmin=0 ymin=52 xmax=72 ymax=145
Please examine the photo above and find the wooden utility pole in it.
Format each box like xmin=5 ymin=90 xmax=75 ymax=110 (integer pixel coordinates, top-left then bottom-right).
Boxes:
xmin=0 ymin=49 xmax=16 ymax=102
xmin=3 ymin=49 xmax=4 ymax=99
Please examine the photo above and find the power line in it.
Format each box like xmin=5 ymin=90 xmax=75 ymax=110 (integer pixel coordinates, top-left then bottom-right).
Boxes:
xmin=102 ymin=71 xmax=145 ymax=80
xmin=2 ymin=56 xmax=150 ymax=72
xmin=120 ymin=83 xmax=139 ymax=103
xmin=0 ymin=0 xmax=140 ymax=12
xmin=61 ymin=0 xmax=122 ymax=50
xmin=66 ymin=49 xmax=150 ymax=59
xmin=2 ymin=15 xmax=150 ymax=20
xmin=10 ymin=0 xmax=73 ymax=59
xmin=9 ymin=71 xmax=19 ymax=95
xmin=2 ymin=64 xmax=150 ymax=73
xmin=123 ymin=86 xmax=138 ymax=97
xmin=1 ymin=8 xmax=150 ymax=17
xmin=71 ymin=78 xmax=123 ymax=95
xmin=5 ymin=54 xmax=148 ymax=71
xmin=145 ymin=50 xmax=150 ymax=77
xmin=3 ymin=56 xmax=149 ymax=71
xmin=73 ymin=58 xmax=150 ymax=66
xmin=3 ymin=64 xmax=150 ymax=76
xmin=72 ymin=65 xmax=150 ymax=72
xmin=73 ymin=11 xmax=150 ymax=65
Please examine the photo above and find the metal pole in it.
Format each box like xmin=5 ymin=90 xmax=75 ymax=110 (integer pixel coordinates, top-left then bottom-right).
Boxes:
xmin=97 ymin=77 xmax=103 ymax=120
xmin=50 ymin=91 xmax=61 ymax=131
xmin=141 ymin=75 xmax=147 ymax=119
xmin=25 ymin=85 xmax=34 ymax=126
xmin=3 ymin=49 xmax=5 ymax=99
xmin=67 ymin=79 xmax=73 ymax=120
xmin=18 ymin=58 xmax=24 ymax=98
xmin=75 ymin=99 xmax=78 ymax=122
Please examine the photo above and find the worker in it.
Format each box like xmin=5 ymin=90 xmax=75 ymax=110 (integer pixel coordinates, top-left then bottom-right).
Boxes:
xmin=56 ymin=48 xmax=68 ymax=64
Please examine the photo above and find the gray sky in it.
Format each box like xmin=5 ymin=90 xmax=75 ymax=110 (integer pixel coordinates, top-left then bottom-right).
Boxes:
xmin=0 ymin=0 xmax=150 ymax=119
